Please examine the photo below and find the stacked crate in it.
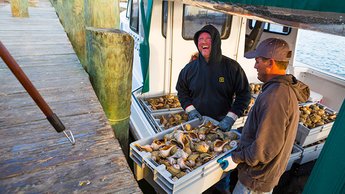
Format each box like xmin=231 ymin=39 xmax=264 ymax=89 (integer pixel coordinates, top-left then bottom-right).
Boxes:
xmin=296 ymin=103 xmax=337 ymax=164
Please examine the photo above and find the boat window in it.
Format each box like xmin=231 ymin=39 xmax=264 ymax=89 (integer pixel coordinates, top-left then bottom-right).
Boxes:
xmin=249 ymin=20 xmax=291 ymax=35
xmin=162 ymin=1 xmax=168 ymax=38
xmin=182 ymin=5 xmax=231 ymax=40
xmin=126 ymin=0 xmax=132 ymax=18
xmin=130 ymin=0 xmax=139 ymax=33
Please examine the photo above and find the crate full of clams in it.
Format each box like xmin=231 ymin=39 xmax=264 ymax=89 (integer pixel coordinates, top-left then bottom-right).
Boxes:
xmin=151 ymin=110 xmax=189 ymax=132
xmin=130 ymin=117 xmax=240 ymax=194
xmin=296 ymin=103 xmax=337 ymax=147
xmin=139 ymin=94 xmax=182 ymax=113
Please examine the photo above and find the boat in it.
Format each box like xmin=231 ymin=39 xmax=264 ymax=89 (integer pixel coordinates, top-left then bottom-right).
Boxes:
xmin=120 ymin=0 xmax=345 ymax=193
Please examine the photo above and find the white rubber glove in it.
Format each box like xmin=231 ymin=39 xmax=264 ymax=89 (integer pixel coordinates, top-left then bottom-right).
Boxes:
xmin=217 ymin=153 xmax=238 ymax=172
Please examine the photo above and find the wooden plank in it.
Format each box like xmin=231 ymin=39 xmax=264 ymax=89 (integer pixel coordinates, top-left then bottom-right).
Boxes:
xmin=0 ymin=54 xmax=80 ymax=68
xmin=0 ymin=0 xmax=142 ymax=193
xmin=0 ymin=76 xmax=91 ymax=95
xmin=0 ymin=155 xmax=142 ymax=194
xmin=0 ymin=44 xmax=75 ymax=57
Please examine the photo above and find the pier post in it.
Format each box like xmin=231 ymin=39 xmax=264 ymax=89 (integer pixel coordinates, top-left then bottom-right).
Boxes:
xmin=50 ymin=0 xmax=86 ymax=70
xmin=86 ymin=27 xmax=133 ymax=156
xmin=84 ymin=0 xmax=119 ymax=29
xmin=11 ymin=0 xmax=29 ymax=17
xmin=84 ymin=0 xmax=120 ymax=73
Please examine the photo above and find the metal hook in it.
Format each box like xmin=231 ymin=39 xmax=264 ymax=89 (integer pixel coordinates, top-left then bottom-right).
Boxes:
xmin=63 ymin=130 xmax=76 ymax=145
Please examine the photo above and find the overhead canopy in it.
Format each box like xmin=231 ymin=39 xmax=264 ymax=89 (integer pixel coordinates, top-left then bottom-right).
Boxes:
xmin=174 ymin=0 xmax=345 ymax=36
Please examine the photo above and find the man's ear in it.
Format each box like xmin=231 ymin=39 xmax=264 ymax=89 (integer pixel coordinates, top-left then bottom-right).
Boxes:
xmin=268 ymin=59 xmax=274 ymax=68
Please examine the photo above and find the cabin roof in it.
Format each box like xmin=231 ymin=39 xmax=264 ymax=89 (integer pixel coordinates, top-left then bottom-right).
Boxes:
xmin=175 ymin=0 xmax=345 ymax=36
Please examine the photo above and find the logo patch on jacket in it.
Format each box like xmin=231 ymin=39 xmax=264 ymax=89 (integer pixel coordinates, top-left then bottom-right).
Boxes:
xmin=219 ymin=77 xmax=225 ymax=83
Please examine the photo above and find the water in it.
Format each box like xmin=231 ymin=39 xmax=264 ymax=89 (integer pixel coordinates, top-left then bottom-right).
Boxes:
xmin=295 ymin=30 xmax=345 ymax=79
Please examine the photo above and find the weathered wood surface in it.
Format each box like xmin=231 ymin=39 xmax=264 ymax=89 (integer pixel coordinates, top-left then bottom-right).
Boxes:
xmin=0 ymin=1 xmax=142 ymax=193
xmin=11 ymin=0 xmax=29 ymax=17
xmin=86 ymin=27 xmax=133 ymax=156
xmin=84 ymin=0 xmax=120 ymax=28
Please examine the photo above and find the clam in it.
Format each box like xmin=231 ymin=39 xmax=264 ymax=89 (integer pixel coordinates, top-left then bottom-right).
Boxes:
xmin=167 ymin=156 xmax=176 ymax=165
xmin=187 ymin=153 xmax=200 ymax=167
xmin=329 ymin=114 xmax=337 ymax=120
xmin=223 ymin=144 xmax=232 ymax=152
xmin=164 ymin=131 xmax=174 ymax=142
xmin=204 ymin=121 xmax=214 ymax=128
xmin=170 ymin=145 xmax=178 ymax=155
xmin=171 ymin=149 xmax=189 ymax=160
xmin=186 ymin=131 xmax=198 ymax=141
xmin=206 ymin=140 xmax=214 ymax=151
xmin=213 ymin=140 xmax=229 ymax=152
xmin=173 ymin=130 xmax=185 ymax=148
xmin=215 ymin=130 xmax=225 ymax=140
xmin=160 ymin=115 xmax=168 ymax=126
xmin=198 ymin=126 xmax=209 ymax=135
xmin=134 ymin=143 xmax=153 ymax=152
xmin=205 ymin=133 xmax=219 ymax=141
xmin=227 ymin=131 xmax=239 ymax=140
xmin=151 ymin=151 xmax=160 ymax=162
xmin=177 ymin=158 xmax=192 ymax=171
xmin=159 ymin=144 xmax=176 ymax=158
xmin=151 ymin=139 xmax=165 ymax=151
xmin=175 ymin=171 xmax=187 ymax=179
xmin=185 ymin=123 xmax=192 ymax=131
xmin=183 ymin=146 xmax=192 ymax=155
xmin=167 ymin=164 xmax=181 ymax=176
xmin=195 ymin=141 xmax=209 ymax=153
xmin=198 ymin=133 xmax=206 ymax=140
xmin=174 ymin=114 xmax=182 ymax=121
xmin=160 ymin=159 xmax=171 ymax=167
xmin=199 ymin=153 xmax=212 ymax=163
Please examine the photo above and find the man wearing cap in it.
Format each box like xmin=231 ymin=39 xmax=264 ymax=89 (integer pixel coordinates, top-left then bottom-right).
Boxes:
xmin=176 ymin=24 xmax=251 ymax=194
xmin=222 ymin=38 xmax=310 ymax=193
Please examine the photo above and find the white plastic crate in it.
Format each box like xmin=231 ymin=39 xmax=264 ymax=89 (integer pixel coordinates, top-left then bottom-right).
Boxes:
xmin=138 ymin=93 xmax=183 ymax=113
xmin=130 ymin=117 xmax=241 ymax=194
xmin=296 ymin=104 xmax=336 ymax=147
xmin=298 ymin=140 xmax=325 ymax=164
xmin=151 ymin=110 xmax=188 ymax=132
xmin=286 ymin=144 xmax=303 ymax=171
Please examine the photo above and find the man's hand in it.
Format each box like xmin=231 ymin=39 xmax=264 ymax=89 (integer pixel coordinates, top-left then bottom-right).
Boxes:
xmin=188 ymin=109 xmax=202 ymax=121
xmin=217 ymin=154 xmax=238 ymax=172
xmin=218 ymin=116 xmax=235 ymax=131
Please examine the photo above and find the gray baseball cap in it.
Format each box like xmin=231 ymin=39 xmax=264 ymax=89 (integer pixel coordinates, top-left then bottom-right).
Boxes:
xmin=244 ymin=38 xmax=292 ymax=61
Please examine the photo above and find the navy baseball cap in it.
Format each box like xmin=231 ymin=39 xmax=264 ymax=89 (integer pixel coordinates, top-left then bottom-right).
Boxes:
xmin=244 ymin=38 xmax=292 ymax=61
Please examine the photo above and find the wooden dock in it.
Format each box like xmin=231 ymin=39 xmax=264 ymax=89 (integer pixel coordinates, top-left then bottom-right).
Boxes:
xmin=0 ymin=1 xmax=142 ymax=193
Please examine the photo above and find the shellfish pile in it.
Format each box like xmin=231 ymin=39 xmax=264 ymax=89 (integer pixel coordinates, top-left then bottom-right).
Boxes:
xmin=157 ymin=112 xmax=189 ymax=129
xmin=243 ymin=97 xmax=255 ymax=116
xmin=299 ymin=104 xmax=337 ymax=129
xmin=250 ymin=83 xmax=262 ymax=95
xmin=146 ymin=95 xmax=181 ymax=110
xmin=134 ymin=121 xmax=240 ymax=180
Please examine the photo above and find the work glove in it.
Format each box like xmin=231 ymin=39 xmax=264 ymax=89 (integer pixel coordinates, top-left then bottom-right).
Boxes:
xmin=217 ymin=153 xmax=238 ymax=172
xmin=218 ymin=116 xmax=235 ymax=131
xmin=188 ymin=109 xmax=202 ymax=121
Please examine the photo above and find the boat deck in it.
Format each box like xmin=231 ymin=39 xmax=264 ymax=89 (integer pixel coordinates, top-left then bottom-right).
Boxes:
xmin=0 ymin=1 xmax=141 ymax=193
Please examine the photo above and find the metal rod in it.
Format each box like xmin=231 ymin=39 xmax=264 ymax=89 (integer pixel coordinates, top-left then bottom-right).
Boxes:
xmin=0 ymin=41 xmax=75 ymax=145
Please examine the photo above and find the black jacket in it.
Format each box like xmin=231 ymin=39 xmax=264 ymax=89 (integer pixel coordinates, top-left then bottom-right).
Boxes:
xmin=176 ymin=25 xmax=251 ymax=121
